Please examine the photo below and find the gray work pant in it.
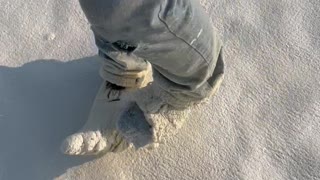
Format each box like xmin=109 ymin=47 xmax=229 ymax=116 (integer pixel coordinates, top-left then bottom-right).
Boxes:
xmin=79 ymin=0 xmax=224 ymax=109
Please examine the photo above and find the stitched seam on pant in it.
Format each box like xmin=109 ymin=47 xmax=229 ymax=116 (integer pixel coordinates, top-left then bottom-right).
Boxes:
xmin=157 ymin=3 xmax=210 ymax=65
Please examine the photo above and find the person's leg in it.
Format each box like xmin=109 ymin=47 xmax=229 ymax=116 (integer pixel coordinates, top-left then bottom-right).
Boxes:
xmin=80 ymin=0 xmax=224 ymax=108
xmin=114 ymin=0 xmax=224 ymax=144
xmin=60 ymin=35 xmax=155 ymax=155
xmin=61 ymin=0 xmax=224 ymax=155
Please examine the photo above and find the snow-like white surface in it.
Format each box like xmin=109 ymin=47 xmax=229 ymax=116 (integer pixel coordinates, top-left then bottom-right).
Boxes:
xmin=0 ymin=0 xmax=319 ymax=179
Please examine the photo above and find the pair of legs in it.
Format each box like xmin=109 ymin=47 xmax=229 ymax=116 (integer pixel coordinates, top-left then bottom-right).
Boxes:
xmin=61 ymin=0 xmax=224 ymax=155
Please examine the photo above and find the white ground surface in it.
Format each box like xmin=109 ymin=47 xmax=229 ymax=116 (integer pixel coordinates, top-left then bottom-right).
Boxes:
xmin=0 ymin=0 xmax=319 ymax=179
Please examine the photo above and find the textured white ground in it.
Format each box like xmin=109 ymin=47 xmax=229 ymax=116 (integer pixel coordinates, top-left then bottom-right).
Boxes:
xmin=0 ymin=0 xmax=319 ymax=179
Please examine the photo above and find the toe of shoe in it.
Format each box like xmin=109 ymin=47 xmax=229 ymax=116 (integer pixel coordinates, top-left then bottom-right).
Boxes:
xmin=60 ymin=134 xmax=84 ymax=155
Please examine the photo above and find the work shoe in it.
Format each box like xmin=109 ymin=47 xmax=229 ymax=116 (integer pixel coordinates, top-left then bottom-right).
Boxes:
xmin=60 ymin=81 xmax=131 ymax=155
xmin=117 ymin=71 xmax=224 ymax=148
xmin=117 ymin=83 xmax=193 ymax=148
xmin=61 ymin=62 xmax=153 ymax=155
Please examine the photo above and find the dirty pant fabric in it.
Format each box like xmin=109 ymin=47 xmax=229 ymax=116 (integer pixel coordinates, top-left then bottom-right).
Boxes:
xmin=79 ymin=0 xmax=224 ymax=108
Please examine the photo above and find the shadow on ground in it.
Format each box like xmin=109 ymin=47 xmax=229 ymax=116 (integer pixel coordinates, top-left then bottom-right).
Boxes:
xmin=0 ymin=56 xmax=102 ymax=179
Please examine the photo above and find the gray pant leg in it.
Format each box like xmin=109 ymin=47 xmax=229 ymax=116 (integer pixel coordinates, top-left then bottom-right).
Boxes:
xmin=94 ymin=33 xmax=151 ymax=88
xmin=79 ymin=0 xmax=224 ymax=107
